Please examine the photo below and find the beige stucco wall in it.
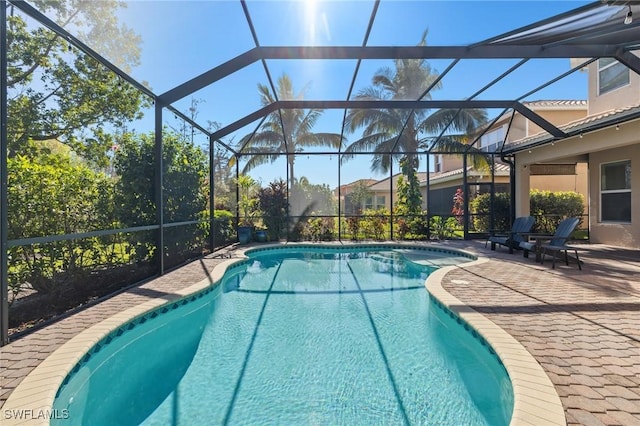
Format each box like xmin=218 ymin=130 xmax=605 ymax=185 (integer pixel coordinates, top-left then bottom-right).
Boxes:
xmin=494 ymin=106 xmax=587 ymax=144
xmin=527 ymin=109 xmax=588 ymax=136
xmin=589 ymin=146 xmax=640 ymax=248
xmin=587 ymin=59 xmax=640 ymax=116
xmin=530 ymin=163 xmax=589 ymax=214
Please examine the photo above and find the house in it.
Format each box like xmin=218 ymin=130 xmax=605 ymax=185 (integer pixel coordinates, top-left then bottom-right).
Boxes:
xmin=335 ymin=178 xmax=377 ymax=215
xmin=425 ymin=100 xmax=590 ymax=218
xmin=336 ymin=59 xmax=640 ymax=248
xmin=510 ymin=58 xmax=640 ymax=248
xmin=366 ymin=172 xmax=428 ymax=211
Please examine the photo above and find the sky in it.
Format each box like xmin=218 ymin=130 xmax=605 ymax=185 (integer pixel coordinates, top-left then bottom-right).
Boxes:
xmin=101 ymin=0 xmax=594 ymax=188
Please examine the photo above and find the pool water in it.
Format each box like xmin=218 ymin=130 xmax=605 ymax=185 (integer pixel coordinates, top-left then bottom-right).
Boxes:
xmin=53 ymin=247 xmax=513 ymax=425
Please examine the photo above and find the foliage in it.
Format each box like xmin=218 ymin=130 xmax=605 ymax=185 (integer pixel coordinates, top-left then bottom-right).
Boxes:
xmin=7 ymin=149 xmax=116 ymax=295
xmin=257 ymin=179 xmax=289 ymax=241
xmin=429 ymin=216 xmax=460 ymax=240
xmin=469 ymin=192 xmax=511 ymax=232
xmin=305 ymin=217 xmax=336 ymax=241
xmin=395 ymin=215 xmax=428 ymax=240
xmin=212 ymin=143 xmax=235 ymax=210
xmin=344 ymin=31 xmax=488 ymax=176
xmin=395 ymin=156 xmax=423 ymax=216
xmin=345 ymin=180 xmax=373 ymax=215
xmin=238 ymin=73 xmax=343 ymax=189
xmin=470 ymin=190 xmax=584 ymax=234
xmin=345 ymin=216 xmax=361 ymax=240
xmin=530 ymin=190 xmax=584 ymax=233
xmin=113 ymin=130 xmax=208 ymax=263
xmin=7 ymin=1 xmax=148 ymax=167
xmin=451 ymin=188 xmax=465 ymax=225
xmin=361 ymin=208 xmax=390 ymax=240
xmin=235 ymin=174 xmax=260 ymax=226
xmin=211 ymin=210 xmax=235 ymax=247
xmin=290 ymin=177 xmax=336 ymax=217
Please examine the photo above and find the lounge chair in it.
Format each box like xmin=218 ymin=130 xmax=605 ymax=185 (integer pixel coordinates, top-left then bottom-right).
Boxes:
xmin=487 ymin=216 xmax=535 ymax=254
xmin=519 ymin=217 xmax=581 ymax=269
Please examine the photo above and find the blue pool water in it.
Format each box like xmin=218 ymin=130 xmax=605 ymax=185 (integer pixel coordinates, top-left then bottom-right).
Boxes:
xmin=53 ymin=246 xmax=513 ymax=425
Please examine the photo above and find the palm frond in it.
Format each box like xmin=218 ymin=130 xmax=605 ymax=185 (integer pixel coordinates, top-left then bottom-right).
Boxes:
xmin=430 ymin=135 xmax=491 ymax=170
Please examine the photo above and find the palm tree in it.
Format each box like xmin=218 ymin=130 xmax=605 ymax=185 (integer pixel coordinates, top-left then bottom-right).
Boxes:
xmin=238 ymin=73 xmax=344 ymax=189
xmin=344 ymin=31 xmax=488 ymax=174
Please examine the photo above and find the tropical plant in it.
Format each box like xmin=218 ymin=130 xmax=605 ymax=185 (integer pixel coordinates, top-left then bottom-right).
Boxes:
xmin=236 ymin=174 xmax=260 ymax=227
xmin=305 ymin=217 xmax=336 ymax=241
xmin=257 ymin=179 xmax=289 ymax=241
xmin=344 ymin=31 xmax=488 ymax=189
xmin=346 ymin=216 xmax=361 ymax=240
xmin=451 ymin=188 xmax=465 ymax=225
xmin=429 ymin=216 xmax=459 ymax=240
xmin=237 ymin=73 xmax=343 ymax=190
xmin=361 ymin=208 xmax=390 ymax=240
xmin=395 ymin=156 xmax=423 ymax=216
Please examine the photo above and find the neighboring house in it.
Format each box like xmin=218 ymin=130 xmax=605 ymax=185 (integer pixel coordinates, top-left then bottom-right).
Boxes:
xmin=365 ymin=173 xmax=427 ymax=212
xmin=511 ymin=57 xmax=640 ymax=248
xmin=335 ymin=178 xmax=377 ymax=214
xmin=426 ymin=164 xmax=511 ymax=216
xmin=337 ymin=174 xmax=429 ymax=214
xmin=335 ymin=59 xmax=640 ymax=249
xmin=425 ymin=100 xmax=589 ymax=219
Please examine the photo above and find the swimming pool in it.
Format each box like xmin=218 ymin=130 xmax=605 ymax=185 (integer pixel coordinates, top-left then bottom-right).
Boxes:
xmin=52 ymin=245 xmax=513 ymax=425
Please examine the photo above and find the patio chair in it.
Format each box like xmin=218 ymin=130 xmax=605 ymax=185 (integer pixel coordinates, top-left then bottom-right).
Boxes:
xmin=519 ymin=216 xmax=581 ymax=269
xmin=487 ymin=216 xmax=535 ymax=254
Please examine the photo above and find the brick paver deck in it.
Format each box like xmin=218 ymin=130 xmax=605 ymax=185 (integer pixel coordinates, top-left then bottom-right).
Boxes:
xmin=1 ymin=241 xmax=639 ymax=425
xmin=443 ymin=241 xmax=640 ymax=426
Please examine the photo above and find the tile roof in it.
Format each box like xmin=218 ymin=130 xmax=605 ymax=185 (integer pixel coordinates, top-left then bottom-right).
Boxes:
xmin=505 ymin=103 xmax=640 ymax=151
xmin=425 ymin=163 xmax=510 ymax=183
xmin=521 ymin=100 xmax=588 ymax=108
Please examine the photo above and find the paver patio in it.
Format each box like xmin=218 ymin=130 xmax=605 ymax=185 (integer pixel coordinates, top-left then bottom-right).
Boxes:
xmin=1 ymin=241 xmax=639 ymax=425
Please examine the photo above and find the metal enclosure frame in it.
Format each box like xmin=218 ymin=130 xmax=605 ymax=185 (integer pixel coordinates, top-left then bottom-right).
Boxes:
xmin=2 ymin=0 xmax=640 ymax=344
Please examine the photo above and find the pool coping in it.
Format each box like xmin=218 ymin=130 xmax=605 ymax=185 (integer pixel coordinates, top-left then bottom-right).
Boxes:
xmin=2 ymin=242 xmax=564 ymax=425
xmin=427 ymin=257 xmax=566 ymax=426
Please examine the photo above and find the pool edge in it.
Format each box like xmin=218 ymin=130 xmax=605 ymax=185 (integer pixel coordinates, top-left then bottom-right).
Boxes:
xmin=3 ymin=243 xmax=563 ymax=426
xmin=1 ymin=255 xmax=242 ymax=426
xmin=425 ymin=258 xmax=566 ymax=426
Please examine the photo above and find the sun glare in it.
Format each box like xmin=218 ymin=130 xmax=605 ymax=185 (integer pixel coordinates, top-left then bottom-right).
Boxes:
xmin=305 ymin=0 xmax=317 ymax=43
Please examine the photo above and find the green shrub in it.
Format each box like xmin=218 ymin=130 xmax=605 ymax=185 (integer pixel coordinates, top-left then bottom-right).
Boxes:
xmin=345 ymin=216 xmax=361 ymax=240
xmin=8 ymin=152 xmax=117 ymax=295
xmin=361 ymin=208 xmax=389 ymax=240
xmin=429 ymin=216 xmax=460 ymax=240
xmin=470 ymin=192 xmax=511 ymax=232
xmin=305 ymin=217 xmax=336 ymax=241
xmin=470 ymin=190 xmax=584 ymax=234
xmin=395 ymin=214 xmax=428 ymax=240
xmin=530 ymin=190 xmax=584 ymax=233
xmin=211 ymin=210 xmax=235 ymax=246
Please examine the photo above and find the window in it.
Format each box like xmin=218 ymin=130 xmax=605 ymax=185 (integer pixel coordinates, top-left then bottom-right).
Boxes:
xmin=434 ymin=155 xmax=442 ymax=172
xmin=598 ymin=58 xmax=629 ymax=95
xmin=600 ymin=160 xmax=631 ymax=223
xmin=364 ymin=196 xmax=374 ymax=210
xmin=376 ymin=195 xmax=385 ymax=208
xmin=480 ymin=126 xmax=505 ymax=152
